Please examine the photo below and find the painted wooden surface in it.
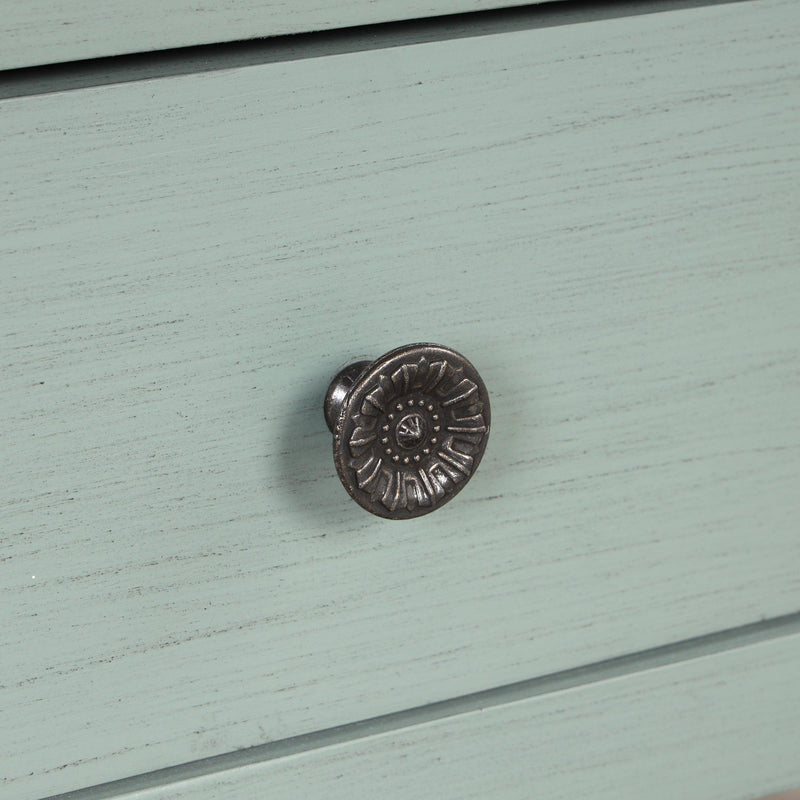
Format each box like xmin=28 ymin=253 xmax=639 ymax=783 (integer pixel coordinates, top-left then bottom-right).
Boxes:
xmin=121 ymin=634 xmax=800 ymax=800
xmin=2 ymin=0 xmax=799 ymax=797
xmin=0 ymin=0 xmax=561 ymax=71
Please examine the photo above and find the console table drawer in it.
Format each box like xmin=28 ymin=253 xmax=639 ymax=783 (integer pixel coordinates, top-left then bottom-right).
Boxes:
xmin=2 ymin=1 xmax=799 ymax=797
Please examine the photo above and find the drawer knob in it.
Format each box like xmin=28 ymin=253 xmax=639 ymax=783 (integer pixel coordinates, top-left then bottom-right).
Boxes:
xmin=324 ymin=343 xmax=490 ymax=519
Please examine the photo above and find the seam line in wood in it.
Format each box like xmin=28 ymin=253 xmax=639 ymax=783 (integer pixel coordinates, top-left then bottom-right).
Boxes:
xmin=0 ymin=0 xmax=751 ymax=100
xmin=42 ymin=610 xmax=800 ymax=800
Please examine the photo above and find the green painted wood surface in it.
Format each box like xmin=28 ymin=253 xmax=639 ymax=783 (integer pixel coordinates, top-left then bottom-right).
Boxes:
xmin=0 ymin=0 xmax=563 ymax=71
xmin=122 ymin=634 xmax=800 ymax=800
xmin=2 ymin=1 xmax=799 ymax=797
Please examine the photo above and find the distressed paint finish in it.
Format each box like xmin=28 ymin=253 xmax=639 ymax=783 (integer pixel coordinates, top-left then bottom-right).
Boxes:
xmin=1 ymin=1 xmax=800 ymax=797
xmin=122 ymin=635 xmax=800 ymax=800
xmin=0 ymin=0 xmax=562 ymax=71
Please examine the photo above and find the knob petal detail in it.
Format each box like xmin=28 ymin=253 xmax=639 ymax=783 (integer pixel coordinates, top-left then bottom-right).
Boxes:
xmin=326 ymin=343 xmax=490 ymax=519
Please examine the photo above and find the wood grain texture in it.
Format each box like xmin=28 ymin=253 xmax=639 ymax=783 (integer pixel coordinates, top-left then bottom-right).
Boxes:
xmin=0 ymin=0 xmax=559 ymax=71
xmin=121 ymin=634 xmax=800 ymax=800
xmin=2 ymin=0 xmax=800 ymax=797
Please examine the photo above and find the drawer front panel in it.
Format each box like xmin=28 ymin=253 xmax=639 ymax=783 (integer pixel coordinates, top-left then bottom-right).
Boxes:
xmin=2 ymin=1 xmax=799 ymax=797
xmin=0 ymin=0 xmax=561 ymax=71
xmin=124 ymin=634 xmax=800 ymax=800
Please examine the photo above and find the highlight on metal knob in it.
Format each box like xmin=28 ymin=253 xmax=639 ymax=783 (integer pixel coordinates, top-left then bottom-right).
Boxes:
xmin=324 ymin=343 xmax=490 ymax=519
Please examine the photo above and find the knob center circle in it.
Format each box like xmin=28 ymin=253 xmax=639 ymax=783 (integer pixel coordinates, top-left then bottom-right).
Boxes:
xmin=395 ymin=412 xmax=427 ymax=450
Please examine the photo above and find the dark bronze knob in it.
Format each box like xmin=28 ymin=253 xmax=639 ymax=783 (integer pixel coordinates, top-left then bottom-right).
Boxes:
xmin=324 ymin=343 xmax=490 ymax=519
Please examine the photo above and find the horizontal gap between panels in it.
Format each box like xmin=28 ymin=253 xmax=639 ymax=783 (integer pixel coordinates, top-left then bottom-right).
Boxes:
xmin=44 ymin=609 xmax=800 ymax=800
xmin=0 ymin=0 xmax=750 ymax=100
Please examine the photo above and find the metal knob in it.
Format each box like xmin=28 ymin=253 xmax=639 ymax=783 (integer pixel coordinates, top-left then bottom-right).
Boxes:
xmin=324 ymin=343 xmax=490 ymax=519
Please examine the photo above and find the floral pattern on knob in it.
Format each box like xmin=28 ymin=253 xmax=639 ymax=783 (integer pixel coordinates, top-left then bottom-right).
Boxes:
xmin=330 ymin=344 xmax=490 ymax=519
